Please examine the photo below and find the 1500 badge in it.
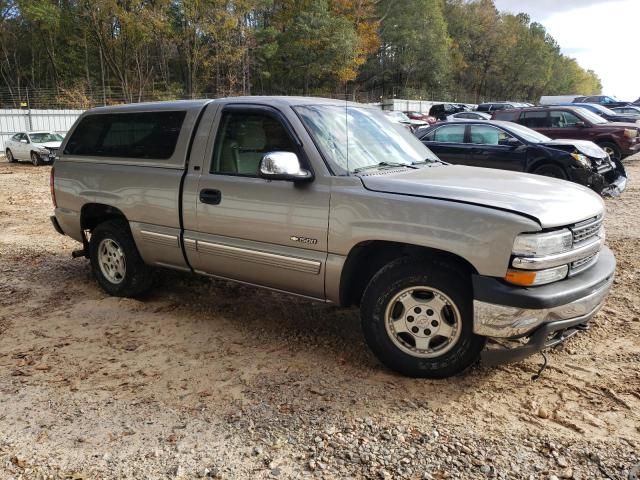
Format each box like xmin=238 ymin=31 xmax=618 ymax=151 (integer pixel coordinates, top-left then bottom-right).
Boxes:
xmin=290 ymin=236 xmax=318 ymax=245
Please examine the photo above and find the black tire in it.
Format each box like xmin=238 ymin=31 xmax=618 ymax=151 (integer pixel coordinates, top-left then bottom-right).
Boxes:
xmin=531 ymin=163 xmax=568 ymax=180
xmin=6 ymin=149 xmax=15 ymax=163
xmin=597 ymin=142 xmax=621 ymax=161
xmin=31 ymin=151 xmax=43 ymax=166
xmin=89 ymin=219 xmax=153 ymax=297
xmin=360 ymin=256 xmax=486 ymax=378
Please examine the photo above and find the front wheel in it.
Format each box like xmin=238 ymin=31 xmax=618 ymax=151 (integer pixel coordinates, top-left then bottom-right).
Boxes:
xmin=531 ymin=163 xmax=567 ymax=180
xmin=6 ymin=149 xmax=15 ymax=163
xmin=597 ymin=142 xmax=621 ymax=161
xmin=89 ymin=220 xmax=153 ymax=297
xmin=360 ymin=257 xmax=486 ymax=378
xmin=31 ymin=151 xmax=43 ymax=166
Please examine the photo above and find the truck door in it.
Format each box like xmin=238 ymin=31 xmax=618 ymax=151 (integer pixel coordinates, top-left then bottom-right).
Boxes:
xmin=182 ymin=104 xmax=330 ymax=300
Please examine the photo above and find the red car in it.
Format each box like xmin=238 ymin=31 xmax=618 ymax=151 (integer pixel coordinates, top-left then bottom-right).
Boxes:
xmin=493 ymin=106 xmax=640 ymax=159
xmin=403 ymin=111 xmax=437 ymax=125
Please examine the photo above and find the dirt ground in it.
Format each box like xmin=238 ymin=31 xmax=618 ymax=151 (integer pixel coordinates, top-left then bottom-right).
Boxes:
xmin=0 ymin=155 xmax=639 ymax=480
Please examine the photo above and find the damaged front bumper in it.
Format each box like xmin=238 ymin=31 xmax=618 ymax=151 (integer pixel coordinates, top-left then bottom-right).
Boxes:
xmin=574 ymin=158 xmax=627 ymax=197
xmin=472 ymin=247 xmax=616 ymax=366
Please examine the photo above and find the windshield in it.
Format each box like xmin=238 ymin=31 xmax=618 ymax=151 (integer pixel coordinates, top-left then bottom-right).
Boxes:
xmin=295 ymin=105 xmax=439 ymax=174
xmin=29 ymin=132 xmax=63 ymax=143
xmin=572 ymin=108 xmax=608 ymax=124
xmin=588 ymin=104 xmax=617 ymax=115
xmin=505 ymin=123 xmax=551 ymax=143
xmin=388 ymin=111 xmax=410 ymax=122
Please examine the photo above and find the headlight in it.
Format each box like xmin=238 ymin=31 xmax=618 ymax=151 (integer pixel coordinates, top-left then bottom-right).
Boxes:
xmin=512 ymin=229 xmax=572 ymax=256
xmin=570 ymin=152 xmax=590 ymax=168
xmin=505 ymin=265 xmax=569 ymax=286
xmin=38 ymin=148 xmax=50 ymax=155
xmin=624 ymin=128 xmax=638 ymax=139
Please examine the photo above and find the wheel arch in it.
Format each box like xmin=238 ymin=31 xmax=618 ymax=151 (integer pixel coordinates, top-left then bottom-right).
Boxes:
xmin=81 ymin=203 xmax=130 ymax=233
xmin=338 ymin=240 xmax=478 ymax=307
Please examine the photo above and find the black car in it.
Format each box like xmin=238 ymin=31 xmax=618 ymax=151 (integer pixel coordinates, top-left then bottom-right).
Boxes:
xmin=428 ymin=103 xmax=469 ymax=121
xmin=573 ymin=95 xmax=631 ymax=109
xmin=415 ymin=120 xmax=626 ymax=197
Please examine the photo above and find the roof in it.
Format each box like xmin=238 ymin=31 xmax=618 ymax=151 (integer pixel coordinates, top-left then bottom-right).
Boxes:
xmin=86 ymin=96 xmax=364 ymax=114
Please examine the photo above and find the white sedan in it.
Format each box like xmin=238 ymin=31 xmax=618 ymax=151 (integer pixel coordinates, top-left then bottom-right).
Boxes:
xmin=446 ymin=111 xmax=492 ymax=121
xmin=5 ymin=131 xmax=64 ymax=166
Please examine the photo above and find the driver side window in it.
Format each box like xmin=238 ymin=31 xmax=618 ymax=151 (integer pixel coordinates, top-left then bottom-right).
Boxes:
xmin=549 ymin=111 xmax=581 ymax=128
xmin=211 ymin=111 xmax=296 ymax=176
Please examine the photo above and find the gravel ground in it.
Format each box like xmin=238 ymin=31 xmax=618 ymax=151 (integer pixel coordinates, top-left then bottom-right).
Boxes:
xmin=0 ymin=155 xmax=639 ymax=480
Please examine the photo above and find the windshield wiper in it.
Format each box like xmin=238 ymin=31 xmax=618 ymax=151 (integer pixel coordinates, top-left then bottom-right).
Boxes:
xmin=353 ymin=161 xmax=415 ymax=173
xmin=412 ymin=158 xmax=444 ymax=166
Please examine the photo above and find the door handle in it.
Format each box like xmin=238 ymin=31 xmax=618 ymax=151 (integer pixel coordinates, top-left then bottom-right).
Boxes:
xmin=199 ymin=189 xmax=222 ymax=205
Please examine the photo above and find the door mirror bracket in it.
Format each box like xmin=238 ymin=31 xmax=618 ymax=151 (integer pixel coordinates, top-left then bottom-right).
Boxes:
xmin=259 ymin=152 xmax=313 ymax=182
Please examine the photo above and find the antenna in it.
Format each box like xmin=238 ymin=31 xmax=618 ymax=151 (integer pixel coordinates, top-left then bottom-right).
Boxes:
xmin=345 ymin=81 xmax=349 ymax=175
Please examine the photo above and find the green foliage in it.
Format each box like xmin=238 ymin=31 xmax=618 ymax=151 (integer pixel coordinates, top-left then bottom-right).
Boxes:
xmin=0 ymin=0 xmax=602 ymax=107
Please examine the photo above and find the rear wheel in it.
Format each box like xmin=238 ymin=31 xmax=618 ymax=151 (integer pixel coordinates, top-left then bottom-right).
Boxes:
xmin=6 ymin=149 xmax=15 ymax=163
xmin=31 ymin=151 xmax=43 ymax=166
xmin=360 ymin=256 xmax=486 ymax=378
xmin=532 ymin=163 xmax=567 ymax=180
xmin=89 ymin=219 xmax=153 ymax=297
xmin=597 ymin=142 xmax=621 ymax=160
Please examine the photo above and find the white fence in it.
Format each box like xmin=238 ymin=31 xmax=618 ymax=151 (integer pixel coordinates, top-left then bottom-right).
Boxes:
xmin=370 ymin=99 xmax=478 ymax=112
xmin=0 ymin=109 xmax=84 ymax=151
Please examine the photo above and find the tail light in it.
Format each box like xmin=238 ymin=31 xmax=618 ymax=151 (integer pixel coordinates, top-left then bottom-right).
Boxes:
xmin=50 ymin=166 xmax=57 ymax=207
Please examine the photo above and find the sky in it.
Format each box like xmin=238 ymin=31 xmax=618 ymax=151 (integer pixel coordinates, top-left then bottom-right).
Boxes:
xmin=493 ymin=0 xmax=640 ymax=101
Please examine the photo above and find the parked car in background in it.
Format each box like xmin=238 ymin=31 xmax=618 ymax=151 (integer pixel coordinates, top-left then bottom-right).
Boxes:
xmin=51 ymin=97 xmax=617 ymax=378
xmin=385 ymin=111 xmax=428 ymax=132
xmin=476 ymin=102 xmax=528 ymax=113
xmin=403 ymin=111 xmax=437 ymax=125
xmin=573 ymin=96 xmax=630 ymax=109
xmin=415 ymin=120 xmax=626 ymax=197
xmin=634 ymin=98 xmax=640 ymax=106
xmin=539 ymin=95 xmax=583 ymax=105
xmin=493 ymin=106 xmax=640 ymax=160
xmin=552 ymin=103 xmax=640 ymax=123
xmin=446 ymin=111 xmax=491 ymax=121
xmin=5 ymin=131 xmax=64 ymax=166
xmin=428 ymin=103 xmax=469 ymax=121
xmin=612 ymin=105 xmax=640 ymax=115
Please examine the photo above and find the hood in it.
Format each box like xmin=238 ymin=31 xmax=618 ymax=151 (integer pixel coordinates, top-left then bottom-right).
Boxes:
xmin=33 ymin=141 xmax=62 ymax=149
xmin=602 ymin=121 xmax=640 ymax=128
xmin=359 ymin=164 xmax=603 ymax=229
xmin=541 ymin=139 xmax=607 ymax=158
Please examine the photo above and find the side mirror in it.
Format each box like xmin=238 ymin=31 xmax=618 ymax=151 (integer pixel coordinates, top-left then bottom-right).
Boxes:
xmin=259 ymin=151 xmax=312 ymax=182
xmin=503 ymin=137 xmax=522 ymax=147
xmin=20 ymin=138 xmax=28 ymax=143
xmin=575 ymin=121 xmax=586 ymax=128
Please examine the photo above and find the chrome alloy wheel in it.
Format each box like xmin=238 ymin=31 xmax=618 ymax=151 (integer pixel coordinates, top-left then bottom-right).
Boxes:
xmin=385 ymin=286 xmax=462 ymax=358
xmin=98 ymin=238 xmax=126 ymax=284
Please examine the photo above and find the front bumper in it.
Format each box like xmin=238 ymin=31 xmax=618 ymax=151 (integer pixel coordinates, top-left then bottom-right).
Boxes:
xmin=472 ymin=246 xmax=616 ymax=365
xmin=572 ymin=159 xmax=627 ymax=197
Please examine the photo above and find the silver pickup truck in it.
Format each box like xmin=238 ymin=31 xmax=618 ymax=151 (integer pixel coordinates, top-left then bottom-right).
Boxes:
xmin=50 ymin=97 xmax=615 ymax=378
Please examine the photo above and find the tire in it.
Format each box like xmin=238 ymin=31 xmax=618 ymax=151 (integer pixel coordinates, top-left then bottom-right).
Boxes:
xmin=597 ymin=142 xmax=621 ymax=161
xmin=6 ymin=149 xmax=15 ymax=163
xmin=531 ymin=163 xmax=568 ymax=180
xmin=31 ymin=151 xmax=43 ymax=166
xmin=360 ymin=256 xmax=486 ymax=378
xmin=89 ymin=219 xmax=153 ymax=297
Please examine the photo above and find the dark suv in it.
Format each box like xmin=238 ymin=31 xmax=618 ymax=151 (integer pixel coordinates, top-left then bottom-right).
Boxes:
xmin=573 ymin=96 xmax=630 ymax=109
xmin=428 ymin=103 xmax=468 ymax=121
xmin=493 ymin=106 xmax=640 ymax=159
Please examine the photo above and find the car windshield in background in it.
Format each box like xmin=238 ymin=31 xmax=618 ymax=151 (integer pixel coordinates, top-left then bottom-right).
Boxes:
xmin=504 ymin=123 xmax=551 ymax=143
xmin=295 ymin=106 xmax=439 ymax=174
xmin=30 ymin=133 xmax=63 ymax=143
xmin=573 ymin=108 xmax=608 ymax=124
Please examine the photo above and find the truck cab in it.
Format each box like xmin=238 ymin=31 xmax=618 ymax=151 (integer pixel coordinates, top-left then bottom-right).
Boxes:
xmin=51 ymin=97 xmax=616 ymax=378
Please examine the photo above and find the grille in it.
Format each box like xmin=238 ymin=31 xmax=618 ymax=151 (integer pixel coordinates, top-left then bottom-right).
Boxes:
xmin=570 ymin=253 xmax=599 ymax=276
xmin=571 ymin=217 xmax=602 ymax=245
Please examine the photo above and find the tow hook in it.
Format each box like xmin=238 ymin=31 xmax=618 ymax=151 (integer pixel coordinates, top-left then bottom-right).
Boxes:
xmin=71 ymin=248 xmax=87 ymax=259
